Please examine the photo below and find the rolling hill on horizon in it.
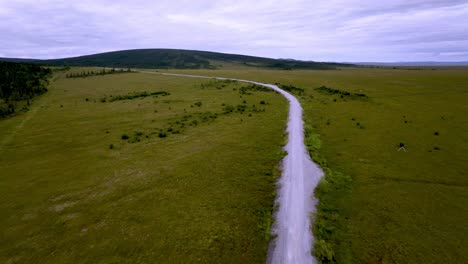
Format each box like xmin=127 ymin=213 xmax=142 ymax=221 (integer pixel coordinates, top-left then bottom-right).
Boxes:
xmin=0 ymin=49 xmax=350 ymax=70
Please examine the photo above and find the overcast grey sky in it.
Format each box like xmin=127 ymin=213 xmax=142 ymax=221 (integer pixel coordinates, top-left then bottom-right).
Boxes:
xmin=1 ymin=0 xmax=468 ymax=62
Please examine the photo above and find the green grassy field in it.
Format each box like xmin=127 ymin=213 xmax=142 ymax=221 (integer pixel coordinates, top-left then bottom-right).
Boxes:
xmin=3 ymin=66 xmax=467 ymax=263
xmin=157 ymin=67 xmax=468 ymax=263
xmin=0 ymin=70 xmax=288 ymax=263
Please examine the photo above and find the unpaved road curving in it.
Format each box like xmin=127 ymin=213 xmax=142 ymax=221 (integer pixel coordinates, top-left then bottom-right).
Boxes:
xmin=139 ymin=71 xmax=324 ymax=264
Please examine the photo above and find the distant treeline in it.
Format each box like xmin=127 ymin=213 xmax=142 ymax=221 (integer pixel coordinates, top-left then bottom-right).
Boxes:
xmin=100 ymin=91 xmax=170 ymax=102
xmin=0 ymin=61 xmax=52 ymax=117
xmin=66 ymin=68 xmax=132 ymax=78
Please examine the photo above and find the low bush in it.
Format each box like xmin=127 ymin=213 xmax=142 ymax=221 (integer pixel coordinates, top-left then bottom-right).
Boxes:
xmin=223 ymin=104 xmax=235 ymax=113
xmin=314 ymin=239 xmax=336 ymax=263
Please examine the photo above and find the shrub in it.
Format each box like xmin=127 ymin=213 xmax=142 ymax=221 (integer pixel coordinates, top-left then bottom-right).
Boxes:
xmin=314 ymin=239 xmax=336 ymax=263
xmin=158 ymin=132 xmax=167 ymax=138
xmin=236 ymin=104 xmax=247 ymax=113
xmin=260 ymin=100 xmax=266 ymax=105
xmin=128 ymin=136 xmax=141 ymax=143
xmin=194 ymin=101 xmax=202 ymax=107
xmin=434 ymin=131 xmax=439 ymax=136
xmin=109 ymin=144 xmax=114 ymax=149
xmin=305 ymin=133 xmax=322 ymax=151
xmin=121 ymin=134 xmax=129 ymax=140
xmin=223 ymin=104 xmax=235 ymax=113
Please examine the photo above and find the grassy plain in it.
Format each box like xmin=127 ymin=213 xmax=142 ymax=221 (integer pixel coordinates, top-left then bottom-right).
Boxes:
xmin=0 ymin=69 xmax=288 ymax=263
xmin=158 ymin=67 xmax=468 ymax=263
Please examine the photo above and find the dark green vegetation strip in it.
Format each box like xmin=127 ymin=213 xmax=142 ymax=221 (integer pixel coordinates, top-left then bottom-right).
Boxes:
xmin=302 ymin=124 xmax=352 ymax=263
xmin=100 ymin=91 xmax=170 ymax=102
xmin=315 ymin=85 xmax=368 ymax=99
xmin=0 ymin=61 xmax=52 ymax=118
xmin=159 ymin=67 xmax=468 ymax=263
xmin=276 ymin=83 xmax=305 ymax=95
xmin=0 ymin=72 xmax=288 ymax=263
xmin=66 ymin=68 xmax=132 ymax=78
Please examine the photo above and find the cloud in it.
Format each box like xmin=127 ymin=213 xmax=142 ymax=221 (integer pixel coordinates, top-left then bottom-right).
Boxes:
xmin=0 ymin=0 xmax=467 ymax=61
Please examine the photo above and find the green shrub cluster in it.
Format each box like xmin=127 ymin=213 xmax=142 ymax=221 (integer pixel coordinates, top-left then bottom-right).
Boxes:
xmin=275 ymin=83 xmax=305 ymax=95
xmin=199 ymin=79 xmax=237 ymax=89
xmin=315 ymin=86 xmax=368 ymax=99
xmin=222 ymin=103 xmax=265 ymax=114
xmin=239 ymin=84 xmax=273 ymax=95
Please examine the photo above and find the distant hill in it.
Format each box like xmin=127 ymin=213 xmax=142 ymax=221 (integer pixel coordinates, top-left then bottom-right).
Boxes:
xmin=356 ymin=61 xmax=468 ymax=66
xmin=0 ymin=58 xmax=38 ymax=63
xmin=0 ymin=49 xmax=350 ymax=70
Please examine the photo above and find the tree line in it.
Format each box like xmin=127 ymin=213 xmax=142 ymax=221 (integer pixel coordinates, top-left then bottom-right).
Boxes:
xmin=0 ymin=61 xmax=52 ymax=118
xmin=66 ymin=68 xmax=131 ymax=78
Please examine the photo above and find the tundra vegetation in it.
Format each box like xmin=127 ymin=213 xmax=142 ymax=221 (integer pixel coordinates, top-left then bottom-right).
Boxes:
xmin=1 ymin=63 xmax=467 ymax=263
xmin=159 ymin=66 xmax=468 ymax=263
xmin=0 ymin=70 xmax=288 ymax=263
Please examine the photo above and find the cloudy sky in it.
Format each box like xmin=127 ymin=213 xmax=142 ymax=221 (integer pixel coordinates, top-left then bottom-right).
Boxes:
xmin=1 ymin=0 xmax=468 ymax=62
